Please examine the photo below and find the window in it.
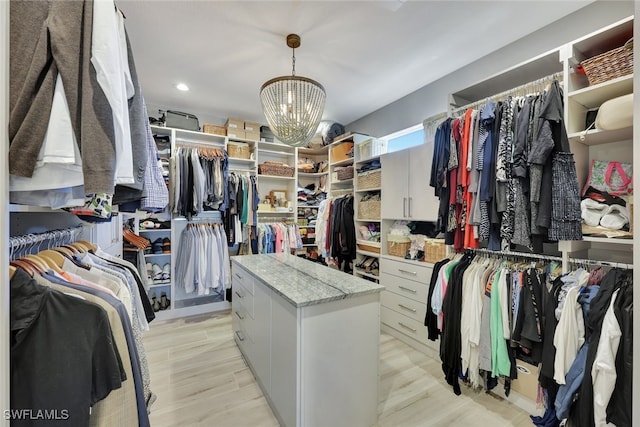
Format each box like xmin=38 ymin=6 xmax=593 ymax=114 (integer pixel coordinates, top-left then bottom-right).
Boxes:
xmin=383 ymin=124 xmax=424 ymax=153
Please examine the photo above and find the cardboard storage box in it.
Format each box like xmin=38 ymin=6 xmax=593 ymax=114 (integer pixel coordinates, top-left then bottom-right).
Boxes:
xmin=226 ymin=129 xmax=246 ymax=140
xmin=331 ymin=142 xmax=354 ymax=163
xmin=244 ymin=121 xmax=260 ymax=132
xmin=225 ymin=118 xmax=245 ymax=130
xmin=511 ymin=360 xmax=540 ymax=401
xmin=203 ymin=124 xmax=226 ymax=136
xmin=245 ymin=130 xmax=260 ymax=141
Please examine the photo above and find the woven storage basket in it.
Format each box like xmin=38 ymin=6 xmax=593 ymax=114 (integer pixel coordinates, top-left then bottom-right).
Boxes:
xmin=581 ymin=39 xmax=633 ymax=86
xmin=424 ymin=238 xmax=446 ymax=263
xmin=336 ymin=167 xmax=354 ymax=181
xmin=228 ymin=142 xmax=250 ymax=159
xmin=357 ymin=170 xmax=381 ymax=190
xmin=357 ymin=242 xmax=380 ymax=254
xmin=387 ymin=235 xmax=411 ymax=258
xmin=358 ymin=199 xmax=381 ymax=220
xmin=258 ymin=161 xmax=295 ymax=177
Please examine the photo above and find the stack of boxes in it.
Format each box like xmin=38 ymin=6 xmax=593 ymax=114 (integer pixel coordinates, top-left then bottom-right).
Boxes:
xmin=224 ymin=118 xmax=261 ymax=141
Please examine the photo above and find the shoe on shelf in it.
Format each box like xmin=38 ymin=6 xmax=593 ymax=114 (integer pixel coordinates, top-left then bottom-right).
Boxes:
xmin=146 ymin=262 xmax=153 ymax=281
xmin=161 ymin=263 xmax=171 ymax=283
xmin=159 ymin=292 xmax=171 ymax=310
xmin=151 ymin=294 xmax=160 ymax=312
xmin=140 ymin=220 xmax=158 ymax=230
xmin=162 ymin=237 xmax=171 ymax=254
xmin=152 ymin=238 xmax=163 ymax=254
xmin=152 ymin=264 xmax=164 ymax=284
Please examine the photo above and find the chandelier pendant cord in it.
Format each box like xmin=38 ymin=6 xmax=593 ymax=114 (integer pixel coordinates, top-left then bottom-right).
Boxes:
xmin=292 ymin=47 xmax=296 ymax=76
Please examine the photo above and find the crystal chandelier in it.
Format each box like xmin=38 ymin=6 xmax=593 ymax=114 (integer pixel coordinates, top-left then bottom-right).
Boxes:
xmin=260 ymin=34 xmax=326 ymax=147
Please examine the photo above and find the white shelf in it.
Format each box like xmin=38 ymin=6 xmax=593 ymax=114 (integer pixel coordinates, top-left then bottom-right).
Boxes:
xmin=356 ymin=187 xmax=382 ymax=192
xmin=356 ymin=249 xmax=381 ymax=258
xmin=356 ymin=218 xmax=381 ymax=223
xmin=332 ymin=178 xmax=354 ymax=186
xmin=569 ymin=127 xmax=633 ymax=146
xmin=259 ymin=148 xmax=295 ymax=157
xmin=330 ymin=157 xmax=354 ymax=167
xmin=258 ymin=211 xmax=295 ymax=215
xmin=298 ymin=225 xmax=316 ymax=228
xmin=583 ymin=236 xmax=633 ymax=245
xmin=298 ymin=205 xmax=321 ymax=209
xmin=568 ymin=74 xmax=633 ymax=109
xmin=258 ymin=141 xmax=295 ymax=151
xmin=379 ymin=254 xmax=435 ymax=266
xmin=228 ymin=136 xmax=259 ymax=144
xmin=139 ymin=228 xmax=171 ymax=233
xmin=149 ymin=283 xmax=172 ymax=289
xmin=302 ymin=243 xmax=317 ymax=247
xmin=258 ymin=174 xmax=296 ymax=180
xmin=9 ymin=204 xmax=59 ymax=213
xmin=354 ymin=269 xmax=380 ymax=281
xmin=298 ymin=145 xmax=330 ymax=155
xmin=298 ymin=172 xmax=328 ymax=178
xmin=228 ymin=157 xmax=255 ymax=164
xmin=356 ymin=155 xmax=381 ymax=165
xmin=356 ymin=240 xmax=381 ymax=248
xmin=145 ymin=253 xmax=171 ymax=258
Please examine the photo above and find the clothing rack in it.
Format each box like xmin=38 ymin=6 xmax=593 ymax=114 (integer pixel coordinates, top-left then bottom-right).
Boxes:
xmin=9 ymin=225 xmax=84 ymax=260
xmin=176 ymin=143 xmax=226 ymax=159
xmin=568 ymin=256 xmax=633 ymax=271
xmin=422 ymin=112 xmax=448 ymax=144
xmin=469 ymin=247 xmax=563 ymax=263
xmin=450 ymin=71 xmax=564 ymax=116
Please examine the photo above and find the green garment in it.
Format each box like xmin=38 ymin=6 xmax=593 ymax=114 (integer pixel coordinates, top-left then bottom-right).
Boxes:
xmin=490 ymin=267 xmax=511 ymax=377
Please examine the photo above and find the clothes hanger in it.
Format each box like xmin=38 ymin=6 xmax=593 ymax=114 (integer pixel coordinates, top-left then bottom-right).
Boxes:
xmin=9 ymin=264 xmax=17 ymax=279
xmin=10 ymin=260 xmax=35 ymax=277
xmin=77 ymin=240 xmax=97 ymax=252
xmin=38 ymin=250 xmax=66 ymax=271
xmin=23 ymin=254 xmax=51 ymax=272
xmin=17 ymin=257 xmax=45 ymax=275
xmin=54 ymin=246 xmax=76 ymax=257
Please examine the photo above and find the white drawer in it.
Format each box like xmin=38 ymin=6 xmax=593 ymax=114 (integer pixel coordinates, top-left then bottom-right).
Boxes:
xmin=232 ymin=264 xmax=254 ymax=295
xmin=233 ymin=282 xmax=254 ymax=319
xmin=381 ymin=290 xmax=427 ymax=324
xmin=380 ymin=272 xmax=429 ymax=304
xmin=232 ymin=303 xmax=251 ymax=352
xmin=381 ymin=306 xmax=429 ymax=344
xmin=380 ymin=257 xmax=433 ymax=284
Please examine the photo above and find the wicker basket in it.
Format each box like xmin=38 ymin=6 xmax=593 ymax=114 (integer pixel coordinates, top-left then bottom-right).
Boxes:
xmin=336 ymin=167 xmax=354 ymax=181
xmin=387 ymin=235 xmax=411 ymax=258
xmin=424 ymin=238 xmax=446 ymax=263
xmin=228 ymin=142 xmax=250 ymax=159
xmin=358 ymin=199 xmax=381 ymax=219
xmin=581 ymin=38 xmax=633 ymax=86
xmin=258 ymin=161 xmax=295 ymax=177
xmin=203 ymin=124 xmax=226 ymax=136
xmin=357 ymin=242 xmax=380 ymax=254
xmin=357 ymin=170 xmax=381 ymax=190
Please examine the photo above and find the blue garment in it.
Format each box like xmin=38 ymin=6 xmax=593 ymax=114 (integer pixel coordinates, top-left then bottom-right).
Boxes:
xmin=578 ymin=284 xmax=600 ymax=320
xmin=479 ymin=100 xmax=496 ymax=201
xmin=42 ymin=272 xmax=150 ymax=427
xmin=555 ymin=343 xmax=589 ymax=420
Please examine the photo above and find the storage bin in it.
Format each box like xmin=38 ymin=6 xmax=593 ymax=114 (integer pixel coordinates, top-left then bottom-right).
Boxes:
xmin=387 ymin=235 xmax=410 ymax=258
xmin=258 ymin=161 xmax=295 ymax=177
xmin=358 ymin=138 xmax=387 ymax=160
xmin=227 ymin=142 xmax=250 ymax=159
xmin=336 ymin=166 xmax=354 ymax=181
xmin=357 ymin=170 xmax=381 ymax=189
xmin=580 ymin=38 xmax=633 ymax=86
xmin=203 ymin=124 xmax=226 ymax=136
xmin=357 ymin=243 xmax=380 ymax=254
xmin=423 ymin=238 xmax=446 ymax=263
xmin=358 ymin=199 xmax=381 ymax=220
xmin=331 ymin=142 xmax=354 ymax=163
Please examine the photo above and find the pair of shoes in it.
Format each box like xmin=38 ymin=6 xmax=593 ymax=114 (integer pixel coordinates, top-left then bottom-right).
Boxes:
xmin=140 ymin=218 xmax=171 ymax=230
xmin=146 ymin=262 xmax=153 ymax=281
xmin=581 ymin=198 xmax=629 ymax=230
xmin=162 ymin=238 xmax=171 ymax=254
xmin=151 ymin=238 xmax=171 ymax=254
xmin=159 ymin=292 xmax=170 ymax=310
xmin=151 ymin=263 xmax=171 ymax=284
xmin=151 ymin=293 xmax=161 ymax=312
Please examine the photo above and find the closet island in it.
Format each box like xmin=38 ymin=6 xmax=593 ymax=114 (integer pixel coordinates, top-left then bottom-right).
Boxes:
xmin=231 ymin=253 xmax=383 ymax=427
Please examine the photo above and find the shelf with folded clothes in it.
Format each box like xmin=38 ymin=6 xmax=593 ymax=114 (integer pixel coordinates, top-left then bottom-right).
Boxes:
xmin=568 ymin=127 xmax=633 ymax=146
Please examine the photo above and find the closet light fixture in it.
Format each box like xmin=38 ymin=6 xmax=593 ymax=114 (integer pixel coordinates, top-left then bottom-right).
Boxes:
xmin=260 ymin=34 xmax=326 ymax=147
xmin=176 ymin=83 xmax=189 ymax=92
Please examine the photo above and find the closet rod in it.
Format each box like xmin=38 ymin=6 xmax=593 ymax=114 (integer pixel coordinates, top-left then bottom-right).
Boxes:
xmin=450 ymin=71 xmax=564 ymax=115
xmin=568 ymin=257 xmax=633 ymax=271
xmin=469 ymin=247 xmax=563 ymax=263
xmin=176 ymin=140 xmax=225 ymax=150
xmin=9 ymin=225 xmax=84 ymax=260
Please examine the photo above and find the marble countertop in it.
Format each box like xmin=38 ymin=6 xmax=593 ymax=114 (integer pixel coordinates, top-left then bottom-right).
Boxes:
xmin=231 ymin=253 xmax=384 ymax=307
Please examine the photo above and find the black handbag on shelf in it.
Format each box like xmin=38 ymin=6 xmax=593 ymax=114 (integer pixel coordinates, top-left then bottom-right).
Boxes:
xmin=164 ymin=110 xmax=200 ymax=131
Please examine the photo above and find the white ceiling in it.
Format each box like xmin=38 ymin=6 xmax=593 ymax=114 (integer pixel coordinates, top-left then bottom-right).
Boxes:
xmin=121 ymin=0 xmax=594 ymax=127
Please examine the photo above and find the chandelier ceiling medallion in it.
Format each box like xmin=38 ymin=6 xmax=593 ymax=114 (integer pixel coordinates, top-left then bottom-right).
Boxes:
xmin=260 ymin=34 xmax=326 ymax=147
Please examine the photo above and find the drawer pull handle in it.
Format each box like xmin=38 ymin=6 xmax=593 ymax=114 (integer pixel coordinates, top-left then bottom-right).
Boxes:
xmin=398 ymin=322 xmax=417 ymax=333
xmin=235 ymin=273 xmax=243 ymax=279
xmin=398 ymin=285 xmax=417 ymax=294
xmin=235 ymin=311 xmax=245 ymax=320
xmin=398 ymin=304 xmax=417 ymax=313
xmin=235 ymin=291 xmax=243 ymax=299
xmin=398 ymin=269 xmax=417 ymax=276
xmin=235 ymin=331 xmax=245 ymax=342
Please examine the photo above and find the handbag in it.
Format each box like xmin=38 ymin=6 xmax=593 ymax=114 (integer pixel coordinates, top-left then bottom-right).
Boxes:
xmin=583 ymin=159 xmax=633 ymax=196
xmin=594 ymin=93 xmax=633 ymax=130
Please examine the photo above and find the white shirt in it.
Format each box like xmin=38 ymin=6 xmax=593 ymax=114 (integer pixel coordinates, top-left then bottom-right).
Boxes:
xmin=92 ymin=1 xmax=134 ymax=185
xmin=553 ymin=286 xmax=585 ymax=385
xmin=592 ymin=289 xmax=622 ymax=427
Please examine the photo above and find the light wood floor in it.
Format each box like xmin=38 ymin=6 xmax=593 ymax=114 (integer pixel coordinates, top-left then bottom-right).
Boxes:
xmin=144 ymin=312 xmax=533 ymax=427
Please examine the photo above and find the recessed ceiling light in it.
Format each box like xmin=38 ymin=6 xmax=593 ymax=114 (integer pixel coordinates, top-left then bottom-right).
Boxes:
xmin=176 ymin=83 xmax=189 ymax=92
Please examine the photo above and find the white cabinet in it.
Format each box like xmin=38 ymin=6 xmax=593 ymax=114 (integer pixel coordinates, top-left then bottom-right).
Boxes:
xmin=381 ymin=142 xmax=437 ymax=221
xmin=231 ymin=257 xmax=381 ymax=427
xmin=91 ymin=212 xmax=123 ymax=257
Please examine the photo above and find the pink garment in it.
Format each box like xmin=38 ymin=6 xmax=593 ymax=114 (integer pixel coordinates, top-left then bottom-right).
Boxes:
xmin=60 ymin=270 xmax=118 ymax=299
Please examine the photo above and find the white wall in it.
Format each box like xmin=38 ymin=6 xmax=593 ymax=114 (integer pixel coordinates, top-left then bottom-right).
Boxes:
xmin=347 ymin=0 xmax=634 ymax=137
